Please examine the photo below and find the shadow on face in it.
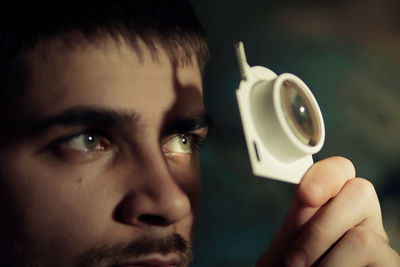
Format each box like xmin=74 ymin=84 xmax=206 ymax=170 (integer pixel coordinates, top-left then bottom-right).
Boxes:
xmin=0 ymin=34 xmax=209 ymax=267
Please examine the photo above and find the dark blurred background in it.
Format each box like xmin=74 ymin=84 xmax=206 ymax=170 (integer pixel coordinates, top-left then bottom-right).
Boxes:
xmin=190 ymin=0 xmax=400 ymax=266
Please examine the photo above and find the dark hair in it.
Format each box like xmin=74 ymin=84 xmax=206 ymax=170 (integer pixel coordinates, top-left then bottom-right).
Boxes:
xmin=0 ymin=0 xmax=210 ymax=100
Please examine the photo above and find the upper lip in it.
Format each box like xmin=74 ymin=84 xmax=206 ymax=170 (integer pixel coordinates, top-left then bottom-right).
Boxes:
xmin=116 ymin=257 xmax=180 ymax=267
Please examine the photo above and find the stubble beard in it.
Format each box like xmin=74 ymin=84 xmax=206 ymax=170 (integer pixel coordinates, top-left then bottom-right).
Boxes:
xmin=76 ymin=232 xmax=193 ymax=267
xmin=1 ymin=232 xmax=193 ymax=267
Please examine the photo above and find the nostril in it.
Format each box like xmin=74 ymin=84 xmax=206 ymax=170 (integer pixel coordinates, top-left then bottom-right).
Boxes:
xmin=138 ymin=214 xmax=168 ymax=226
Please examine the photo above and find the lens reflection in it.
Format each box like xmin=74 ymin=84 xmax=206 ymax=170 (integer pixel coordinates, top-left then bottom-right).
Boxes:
xmin=281 ymin=80 xmax=318 ymax=146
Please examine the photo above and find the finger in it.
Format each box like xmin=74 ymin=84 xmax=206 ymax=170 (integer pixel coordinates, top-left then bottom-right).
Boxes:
xmin=297 ymin=156 xmax=356 ymax=208
xmin=285 ymin=178 xmax=387 ymax=267
xmin=319 ymin=226 xmax=400 ymax=267
xmin=287 ymin=157 xmax=356 ymax=234
xmin=257 ymin=157 xmax=356 ymax=266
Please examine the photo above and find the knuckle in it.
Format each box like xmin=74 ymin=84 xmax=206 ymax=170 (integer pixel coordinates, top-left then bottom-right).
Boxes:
xmin=345 ymin=178 xmax=377 ymax=202
xmin=305 ymin=221 xmax=326 ymax=246
xmin=289 ymin=222 xmax=326 ymax=266
xmin=344 ymin=178 xmax=383 ymax=220
xmin=308 ymin=221 xmax=325 ymax=238
xmin=345 ymin=226 xmax=380 ymax=249
xmin=382 ymin=230 xmax=390 ymax=244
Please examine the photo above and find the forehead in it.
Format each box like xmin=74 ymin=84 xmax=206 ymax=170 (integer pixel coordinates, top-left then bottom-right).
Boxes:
xmin=20 ymin=35 xmax=204 ymax=123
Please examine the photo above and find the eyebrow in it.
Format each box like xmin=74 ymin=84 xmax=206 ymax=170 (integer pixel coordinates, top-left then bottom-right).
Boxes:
xmin=27 ymin=106 xmax=140 ymax=134
xmin=165 ymin=112 xmax=213 ymax=135
xmin=25 ymin=106 xmax=213 ymax=136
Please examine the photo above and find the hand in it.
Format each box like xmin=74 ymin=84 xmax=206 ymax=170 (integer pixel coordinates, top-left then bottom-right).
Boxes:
xmin=257 ymin=156 xmax=400 ymax=266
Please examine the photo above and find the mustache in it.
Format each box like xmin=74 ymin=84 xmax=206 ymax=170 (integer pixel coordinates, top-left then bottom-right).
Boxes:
xmin=76 ymin=233 xmax=193 ymax=267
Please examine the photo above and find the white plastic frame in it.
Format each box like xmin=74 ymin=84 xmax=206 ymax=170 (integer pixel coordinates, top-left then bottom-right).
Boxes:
xmin=235 ymin=42 xmax=325 ymax=184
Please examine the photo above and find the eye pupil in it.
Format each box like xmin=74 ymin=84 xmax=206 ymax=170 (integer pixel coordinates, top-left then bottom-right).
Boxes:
xmin=84 ymin=134 xmax=99 ymax=149
xmin=180 ymin=135 xmax=191 ymax=149
xmin=181 ymin=136 xmax=187 ymax=144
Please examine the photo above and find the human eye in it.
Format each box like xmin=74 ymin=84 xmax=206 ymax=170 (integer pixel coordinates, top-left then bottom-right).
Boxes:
xmin=162 ymin=133 xmax=204 ymax=157
xmin=61 ymin=132 xmax=110 ymax=152
xmin=50 ymin=130 xmax=113 ymax=163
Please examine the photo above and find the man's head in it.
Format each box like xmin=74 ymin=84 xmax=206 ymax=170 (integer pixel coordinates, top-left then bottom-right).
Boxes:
xmin=0 ymin=1 xmax=211 ymax=266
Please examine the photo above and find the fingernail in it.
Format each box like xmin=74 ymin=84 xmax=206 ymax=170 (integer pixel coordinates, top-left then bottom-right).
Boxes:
xmin=285 ymin=250 xmax=306 ymax=267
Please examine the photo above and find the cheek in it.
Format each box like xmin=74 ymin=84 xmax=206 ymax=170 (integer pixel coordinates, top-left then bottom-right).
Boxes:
xmin=167 ymin=154 xmax=202 ymax=212
xmin=0 ymin=149 xmax=115 ymax=262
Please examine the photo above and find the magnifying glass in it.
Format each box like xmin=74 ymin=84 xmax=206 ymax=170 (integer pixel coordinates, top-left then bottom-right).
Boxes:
xmin=235 ymin=42 xmax=325 ymax=184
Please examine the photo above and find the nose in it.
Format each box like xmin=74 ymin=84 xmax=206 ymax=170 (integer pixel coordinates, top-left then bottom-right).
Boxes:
xmin=116 ymin=153 xmax=192 ymax=227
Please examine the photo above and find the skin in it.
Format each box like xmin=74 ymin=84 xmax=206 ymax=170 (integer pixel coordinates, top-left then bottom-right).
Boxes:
xmin=0 ymin=33 xmax=398 ymax=266
xmin=257 ymin=156 xmax=400 ymax=266
xmin=0 ymin=35 xmax=209 ymax=266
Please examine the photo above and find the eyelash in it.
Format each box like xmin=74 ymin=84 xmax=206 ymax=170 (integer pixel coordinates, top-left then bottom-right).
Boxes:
xmin=186 ymin=132 xmax=205 ymax=152
xmin=50 ymin=129 xmax=206 ymax=154
xmin=50 ymin=129 xmax=111 ymax=152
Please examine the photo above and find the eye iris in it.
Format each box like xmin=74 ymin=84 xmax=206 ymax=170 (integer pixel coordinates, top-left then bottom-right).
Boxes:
xmin=180 ymin=135 xmax=191 ymax=151
xmin=84 ymin=135 xmax=99 ymax=150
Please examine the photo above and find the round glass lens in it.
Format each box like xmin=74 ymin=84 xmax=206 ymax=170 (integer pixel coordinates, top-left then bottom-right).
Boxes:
xmin=280 ymin=80 xmax=319 ymax=146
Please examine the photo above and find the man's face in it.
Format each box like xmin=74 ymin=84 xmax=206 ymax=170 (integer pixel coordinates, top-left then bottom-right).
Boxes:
xmin=0 ymin=36 xmax=209 ymax=267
